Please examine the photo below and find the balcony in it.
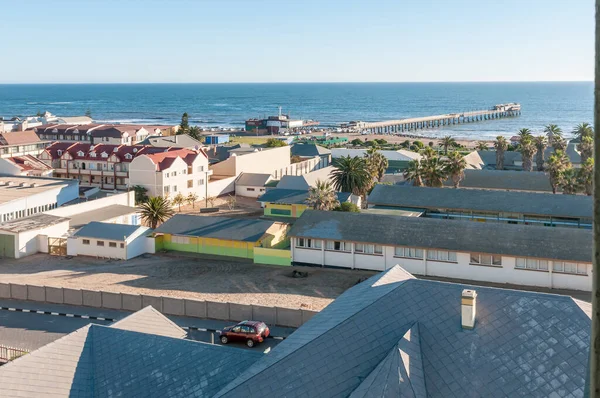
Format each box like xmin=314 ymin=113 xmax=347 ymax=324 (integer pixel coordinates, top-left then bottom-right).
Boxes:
xmin=90 ymin=170 xmax=103 ymax=176
xmin=115 ymin=171 xmax=128 ymax=177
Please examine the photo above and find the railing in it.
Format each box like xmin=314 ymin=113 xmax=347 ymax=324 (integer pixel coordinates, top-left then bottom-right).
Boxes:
xmin=0 ymin=345 xmax=28 ymax=363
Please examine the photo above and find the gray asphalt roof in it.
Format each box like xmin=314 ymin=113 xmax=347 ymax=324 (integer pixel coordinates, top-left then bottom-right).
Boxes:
xmin=154 ymin=214 xmax=277 ymax=242
xmin=68 ymin=204 xmax=138 ymax=228
xmin=275 ymin=166 xmax=336 ymax=190
xmin=236 ymin=172 xmax=272 ymax=187
xmin=217 ymin=265 xmax=591 ymax=397
xmin=290 ymin=143 xmax=331 ymax=157
xmin=111 ymin=306 xmax=187 ymax=339
xmin=287 ymin=210 xmax=592 ymax=262
xmin=368 ymin=184 xmax=592 ymax=219
xmin=73 ymin=221 xmax=145 ymax=241
xmin=444 ymin=169 xmax=554 ymax=192
xmin=258 ymin=189 xmax=353 ymax=206
xmin=0 ymin=214 xmax=69 ymax=233
xmin=138 ymin=134 xmax=202 ymax=148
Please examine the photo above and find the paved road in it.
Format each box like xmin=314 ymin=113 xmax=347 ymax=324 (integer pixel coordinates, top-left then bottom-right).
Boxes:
xmin=0 ymin=299 xmax=294 ymax=353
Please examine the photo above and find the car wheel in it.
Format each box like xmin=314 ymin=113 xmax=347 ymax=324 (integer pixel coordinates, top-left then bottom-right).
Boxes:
xmin=246 ymin=339 xmax=255 ymax=348
xmin=220 ymin=336 xmax=228 ymax=344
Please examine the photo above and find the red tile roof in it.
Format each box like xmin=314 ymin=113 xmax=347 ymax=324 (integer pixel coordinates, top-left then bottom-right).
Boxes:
xmin=142 ymin=148 xmax=205 ymax=171
xmin=6 ymin=155 xmax=52 ymax=171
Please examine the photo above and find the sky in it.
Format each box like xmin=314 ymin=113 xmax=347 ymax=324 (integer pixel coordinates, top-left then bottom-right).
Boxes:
xmin=0 ymin=0 xmax=594 ymax=83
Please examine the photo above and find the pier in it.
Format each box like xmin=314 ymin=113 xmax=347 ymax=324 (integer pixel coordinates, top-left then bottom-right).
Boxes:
xmin=343 ymin=103 xmax=521 ymax=133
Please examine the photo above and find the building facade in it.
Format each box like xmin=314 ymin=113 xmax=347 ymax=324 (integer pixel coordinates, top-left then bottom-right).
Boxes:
xmin=33 ymin=124 xmax=170 ymax=145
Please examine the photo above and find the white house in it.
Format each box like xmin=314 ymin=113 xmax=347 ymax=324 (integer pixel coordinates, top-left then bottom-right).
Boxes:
xmin=0 ymin=214 xmax=70 ymax=259
xmin=288 ymin=210 xmax=593 ymax=292
xmin=234 ymin=173 xmax=272 ymax=198
xmin=68 ymin=222 xmax=153 ymax=260
xmin=128 ymin=148 xmax=210 ymax=198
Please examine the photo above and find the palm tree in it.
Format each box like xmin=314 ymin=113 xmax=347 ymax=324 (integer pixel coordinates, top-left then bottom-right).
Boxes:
xmin=552 ymin=135 xmax=567 ymax=151
xmin=187 ymin=126 xmax=201 ymax=140
xmin=403 ymin=160 xmax=424 ymax=187
xmin=578 ymin=158 xmax=594 ymax=196
xmin=533 ymin=136 xmax=547 ymax=171
xmin=186 ymin=192 xmax=199 ymax=208
xmin=517 ymin=128 xmax=532 ymax=139
xmin=365 ymin=147 xmax=389 ymax=182
xmin=546 ymin=150 xmax=571 ymax=194
xmin=421 ymin=156 xmax=448 ymax=188
xmin=421 ymin=146 xmax=437 ymax=159
xmin=573 ymin=122 xmax=593 ymax=141
xmin=172 ymin=192 xmax=185 ymax=212
xmin=577 ymin=135 xmax=593 ymax=163
xmin=330 ymin=156 xmax=372 ymax=196
xmin=518 ymin=135 xmax=536 ymax=172
xmin=558 ymin=168 xmax=581 ymax=195
xmin=493 ymin=136 xmax=508 ymax=170
xmin=306 ymin=180 xmax=340 ymax=211
xmin=440 ymin=136 xmax=456 ymax=155
xmin=444 ymin=151 xmax=467 ymax=188
xmin=544 ymin=124 xmax=562 ymax=146
xmin=475 ymin=141 xmax=489 ymax=151
xmin=138 ymin=196 xmax=174 ymax=229
xmin=133 ymin=185 xmax=149 ymax=204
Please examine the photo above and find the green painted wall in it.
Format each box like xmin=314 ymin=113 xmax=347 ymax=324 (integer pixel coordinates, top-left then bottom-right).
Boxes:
xmin=254 ymin=248 xmax=291 ymax=266
xmin=0 ymin=234 xmax=15 ymax=258
xmin=160 ymin=235 xmax=256 ymax=259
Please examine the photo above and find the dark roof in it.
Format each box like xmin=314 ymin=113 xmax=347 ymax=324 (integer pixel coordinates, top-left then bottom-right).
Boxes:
xmin=217 ymin=266 xmax=590 ymax=397
xmin=477 ymin=143 xmax=582 ymax=168
xmin=287 ymin=210 xmax=592 ymax=262
xmin=73 ymin=222 xmax=145 ymax=241
xmin=290 ymin=143 xmax=331 ymax=157
xmin=258 ymin=189 xmax=353 ymax=205
xmin=154 ymin=214 xmax=278 ymax=242
xmin=68 ymin=205 xmax=139 ymax=228
xmin=138 ymin=134 xmax=203 ymax=148
xmin=236 ymin=173 xmax=271 ymax=187
xmin=444 ymin=169 xmax=554 ymax=192
xmin=368 ymin=184 xmax=592 ymax=219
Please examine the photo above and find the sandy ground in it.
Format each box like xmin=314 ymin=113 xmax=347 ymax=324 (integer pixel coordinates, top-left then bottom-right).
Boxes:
xmin=0 ymin=253 xmax=376 ymax=310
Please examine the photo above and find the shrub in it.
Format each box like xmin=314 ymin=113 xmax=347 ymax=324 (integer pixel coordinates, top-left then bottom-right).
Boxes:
xmin=333 ymin=202 xmax=360 ymax=212
xmin=412 ymin=140 xmax=424 ymax=149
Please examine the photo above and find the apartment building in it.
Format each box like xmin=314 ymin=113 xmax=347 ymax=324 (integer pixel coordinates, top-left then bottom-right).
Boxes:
xmin=33 ymin=124 xmax=172 ymax=145
xmin=129 ymin=148 xmax=210 ymax=198
xmin=0 ymin=130 xmax=49 ymax=159
xmin=289 ymin=210 xmax=593 ymax=291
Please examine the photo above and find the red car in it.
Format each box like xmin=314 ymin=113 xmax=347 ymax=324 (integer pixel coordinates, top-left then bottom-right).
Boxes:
xmin=218 ymin=320 xmax=270 ymax=348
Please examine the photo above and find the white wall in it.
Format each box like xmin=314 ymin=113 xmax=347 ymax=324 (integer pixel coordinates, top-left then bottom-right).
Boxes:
xmin=235 ymin=185 xmax=267 ymax=198
xmin=12 ymin=220 xmax=70 ymax=259
xmin=207 ymin=176 xmax=237 ymax=197
xmin=291 ymin=237 xmax=592 ymax=292
xmin=0 ymin=158 xmax=23 ymax=175
xmin=69 ymin=226 xmax=152 ymax=260
xmin=210 ymin=146 xmax=291 ymax=177
xmin=46 ymin=191 xmax=135 ymax=217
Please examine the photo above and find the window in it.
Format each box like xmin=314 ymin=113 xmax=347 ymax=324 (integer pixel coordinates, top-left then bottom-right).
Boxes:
xmin=247 ymin=188 xmax=255 ymax=192
xmin=427 ymin=250 xmax=457 ymax=262
xmin=173 ymin=185 xmax=178 ymax=192
xmin=120 ymin=243 xmax=125 ymax=249
xmin=271 ymin=208 xmax=291 ymax=216
xmin=197 ymin=165 xmax=204 ymax=172
xmin=82 ymin=239 xmax=90 ymax=245
xmin=187 ymin=180 xmax=193 ymax=188
xmin=125 ymin=153 xmax=132 ymax=160
xmin=355 ymin=243 xmax=364 ymax=253
xmin=172 ymin=236 xmax=190 ymax=244
xmin=470 ymin=253 xmax=502 ymax=266
xmin=97 ymin=241 xmax=105 ymax=246
xmin=296 ymin=238 xmax=321 ymax=249
xmin=187 ymin=166 xmax=192 ymax=174
xmin=326 ymin=241 xmax=350 ymax=252
xmin=360 ymin=244 xmax=383 ymax=255
xmin=552 ymin=261 xmax=588 ymax=275
xmin=516 ymin=258 xmax=549 ymax=271
xmin=164 ymin=186 xmax=170 ymax=194
xmin=394 ymin=246 xmax=423 ymax=259
xmin=109 ymin=242 xmax=117 ymax=248
xmin=198 ymin=179 xmax=204 ymax=185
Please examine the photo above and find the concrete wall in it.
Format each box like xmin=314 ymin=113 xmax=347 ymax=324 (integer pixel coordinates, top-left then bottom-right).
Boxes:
xmin=291 ymin=237 xmax=593 ymax=292
xmin=235 ymin=184 xmax=267 ymax=198
xmin=161 ymin=234 xmax=256 ymax=259
xmin=206 ymin=176 xmax=236 ymax=197
xmin=46 ymin=190 xmax=135 ymax=218
xmin=211 ymin=146 xmax=291 ymax=178
xmin=0 ymin=284 xmax=314 ymax=327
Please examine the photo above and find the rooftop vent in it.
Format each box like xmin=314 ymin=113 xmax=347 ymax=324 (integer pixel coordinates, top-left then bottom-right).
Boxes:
xmin=0 ymin=181 xmax=6 ymax=186
xmin=461 ymin=289 xmax=477 ymax=330
xmin=20 ymin=182 xmax=29 ymax=187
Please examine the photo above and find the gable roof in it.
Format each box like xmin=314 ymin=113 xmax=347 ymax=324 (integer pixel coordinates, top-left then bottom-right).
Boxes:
xmin=217 ymin=265 xmax=591 ymax=397
xmin=140 ymin=148 xmax=205 ymax=171
xmin=3 ymin=155 xmax=52 ymax=173
xmin=236 ymin=172 xmax=272 ymax=187
xmin=154 ymin=214 xmax=279 ymax=242
xmin=0 ymin=130 xmax=41 ymax=145
xmin=288 ymin=210 xmax=592 ymax=262
xmin=73 ymin=222 xmax=146 ymax=241
xmin=111 ymin=306 xmax=187 ymax=339
xmin=276 ymin=166 xmax=335 ymax=190
xmin=444 ymin=169 xmax=554 ymax=192
xmin=290 ymin=143 xmax=331 ymax=157
xmin=368 ymin=184 xmax=592 ymax=219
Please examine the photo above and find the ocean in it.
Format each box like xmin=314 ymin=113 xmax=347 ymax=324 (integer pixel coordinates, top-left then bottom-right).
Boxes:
xmin=0 ymin=82 xmax=593 ymax=139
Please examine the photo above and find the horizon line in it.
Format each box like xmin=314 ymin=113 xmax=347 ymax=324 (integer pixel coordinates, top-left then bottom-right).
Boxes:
xmin=0 ymin=80 xmax=593 ymax=85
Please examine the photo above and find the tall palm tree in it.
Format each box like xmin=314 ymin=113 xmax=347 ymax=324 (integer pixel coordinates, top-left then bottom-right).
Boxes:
xmin=444 ymin=151 xmax=467 ymax=188
xmin=546 ymin=150 xmax=571 ymax=194
xmin=533 ymin=136 xmax=547 ymax=171
xmin=494 ymin=136 xmax=508 ymax=170
xmin=421 ymin=156 xmax=448 ymax=188
xmin=544 ymin=124 xmax=562 ymax=146
xmin=330 ymin=156 xmax=372 ymax=196
xmin=172 ymin=192 xmax=185 ymax=212
xmin=578 ymin=158 xmax=593 ymax=196
xmin=440 ymin=136 xmax=456 ymax=155
xmin=518 ymin=135 xmax=537 ymax=172
xmin=552 ymin=135 xmax=567 ymax=151
xmin=187 ymin=126 xmax=202 ymax=140
xmin=306 ymin=180 xmax=340 ymax=211
xmin=573 ymin=122 xmax=593 ymax=141
xmin=421 ymin=146 xmax=436 ymax=159
xmin=403 ymin=160 xmax=424 ymax=187
xmin=558 ymin=168 xmax=581 ymax=195
xmin=365 ymin=147 xmax=389 ymax=182
xmin=475 ymin=141 xmax=489 ymax=151
xmin=517 ymin=128 xmax=532 ymax=139
xmin=138 ymin=196 xmax=174 ymax=229
xmin=577 ymin=135 xmax=594 ymax=163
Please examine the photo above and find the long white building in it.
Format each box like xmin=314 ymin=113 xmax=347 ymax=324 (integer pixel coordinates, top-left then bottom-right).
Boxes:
xmin=288 ymin=210 xmax=593 ymax=292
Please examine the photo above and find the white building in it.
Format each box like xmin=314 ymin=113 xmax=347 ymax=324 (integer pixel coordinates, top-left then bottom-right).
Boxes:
xmin=0 ymin=155 xmax=53 ymax=176
xmin=129 ymin=148 xmax=210 ymax=198
xmin=68 ymin=222 xmax=153 ymax=260
xmin=234 ymin=173 xmax=272 ymax=198
xmin=288 ymin=210 xmax=593 ymax=292
xmin=0 ymin=214 xmax=70 ymax=259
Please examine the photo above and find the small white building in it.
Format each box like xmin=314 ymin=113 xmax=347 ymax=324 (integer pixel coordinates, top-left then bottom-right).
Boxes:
xmin=235 ymin=173 xmax=272 ymax=198
xmin=68 ymin=222 xmax=153 ymax=260
xmin=288 ymin=210 xmax=593 ymax=292
xmin=0 ymin=214 xmax=70 ymax=259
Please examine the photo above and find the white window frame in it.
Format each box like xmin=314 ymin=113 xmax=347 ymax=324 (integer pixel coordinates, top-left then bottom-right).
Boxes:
xmin=426 ymin=250 xmax=457 ymax=262
xmin=470 ymin=253 xmax=502 ymax=266
xmin=394 ymin=246 xmax=423 ymax=259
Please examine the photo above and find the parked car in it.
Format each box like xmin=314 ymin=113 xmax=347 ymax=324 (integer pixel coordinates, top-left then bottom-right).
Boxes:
xmin=218 ymin=320 xmax=270 ymax=347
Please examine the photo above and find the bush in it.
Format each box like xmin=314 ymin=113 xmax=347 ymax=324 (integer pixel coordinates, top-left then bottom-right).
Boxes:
xmin=364 ymin=140 xmax=376 ymax=147
xmin=400 ymin=140 xmax=411 ymax=149
xmin=351 ymin=138 xmax=363 ymax=146
xmin=428 ymin=141 xmax=434 ymax=147
xmin=412 ymin=140 xmax=424 ymax=149
xmin=375 ymin=139 xmax=387 ymax=145
xmin=265 ymin=138 xmax=287 ymax=147
xmin=333 ymin=202 xmax=360 ymax=212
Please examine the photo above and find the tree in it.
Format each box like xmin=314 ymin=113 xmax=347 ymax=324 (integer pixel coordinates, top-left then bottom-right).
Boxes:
xmin=85 ymin=109 xmax=92 ymax=118
xmin=403 ymin=160 xmax=424 ymax=187
xmin=330 ymin=156 xmax=372 ymax=196
xmin=578 ymin=158 xmax=593 ymax=196
xmin=533 ymin=136 xmax=547 ymax=171
xmin=546 ymin=150 xmax=571 ymax=194
xmin=187 ymin=126 xmax=201 ymax=140
xmin=558 ymin=167 xmax=581 ymax=195
xmin=440 ymin=136 xmax=456 ymax=155
xmin=306 ymin=180 xmax=339 ymax=211
xmin=552 ymin=135 xmax=567 ymax=151
xmin=138 ymin=196 xmax=174 ymax=229
xmin=133 ymin=185 xmax=149 ymax=204
xmin=517 ymin=128 xmax=532 ymax=140
xmin=172 ymin=192 xmax=185 ymax=212
xmin=291 ymin=155 xmax=302 ymax=164
xmin=36 ymin=110 xmax=43 ymax=117
xmin=350 ymin=138 xmax=363 ymax=146
xmin=177 ymin=112 xmax=189 ymax=135
xmin=226 ymin=195 xmax=236 ymax=210
xmin=494 ymin=136 xmax=508 ymax=170
xmin=518 ymin=135 xmax=536 ymax=172
xmin=421 ymin=156 xmax=448 ymax=188
xmin=186 ymin=192 xmax=199 ymax=208
xmin=573 ymin=122 xmax=593 ymax=141
xmin=444 ymin=151 xmax=467 ymax=188
xmin=475 ymin=141 xmax=489 ymax=151
xmin=544 ymin=124 xmax=562 ymax=146
xmin=333 ymin=202 xmax=360 ymax=212
xmin=365 ymin=147 xmax=389 ymax=182
xmin=265 ymin=138 xmax=287 ymax=147
xmin=578 ymin=135 xmax=594 ymax=163
xmin=421 ymin=146 xmax=436 ymax=159
xmin=412 ymin=140 xmax=424 ymax=149
xmin=206 ymin=196 xmax=217 ymax=208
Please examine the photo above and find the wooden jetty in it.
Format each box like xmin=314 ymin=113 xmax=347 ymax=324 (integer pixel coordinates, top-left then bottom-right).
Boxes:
xmin=342 ymin=103 xmax=521 ymax=133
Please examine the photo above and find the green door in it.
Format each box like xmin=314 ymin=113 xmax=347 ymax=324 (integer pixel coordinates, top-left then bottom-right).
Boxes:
xmin=0 ymin=234 xmax=15 ymax=258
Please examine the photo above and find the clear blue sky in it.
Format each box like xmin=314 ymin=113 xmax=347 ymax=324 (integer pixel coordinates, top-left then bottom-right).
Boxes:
xmin=1 ymin=0 xmax=593 ymax=83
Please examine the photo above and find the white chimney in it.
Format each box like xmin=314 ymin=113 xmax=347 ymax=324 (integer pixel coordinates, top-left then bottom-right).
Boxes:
xmin=461 ymin=289 xmax=477 ymax=330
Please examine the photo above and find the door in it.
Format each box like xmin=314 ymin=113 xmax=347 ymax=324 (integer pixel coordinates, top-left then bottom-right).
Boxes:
xmin=48 ymin=237 xmax=67 ymax=256
xmin=0 ymin=234 xmax=15 ymax=258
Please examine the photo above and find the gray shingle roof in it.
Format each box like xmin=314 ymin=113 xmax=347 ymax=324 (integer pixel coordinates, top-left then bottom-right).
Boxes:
xmin=217 ymin=265 xmax=591 ymax=398
xmin=0 ymin=214 xmax=69 ymax=233
xmin=258 ymin=189 xmax=354 ymax=206
xmin=154 ymin=214 xmax=277 ymax=242
xmin=444 ymin=169 xmax=554 ymax=192
xmin=287 ymin=210 xmax=592 ymax=262
xmin=236 ymin=172 xmax=272 ymax=187
xmin=368 ymin=184 xmax=592 ymax=219
xmin=276 ymin=166 xmax=336 ymax=190
xmin=73 ymin=221 xmax=146 ymax=241
xmin=290 ymin=143 xmax=331 ymax=157
xmin=111 ymin=306 xmax=187 ymax=339
xmin=138 ymin=134 xmax=202 ymax=148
